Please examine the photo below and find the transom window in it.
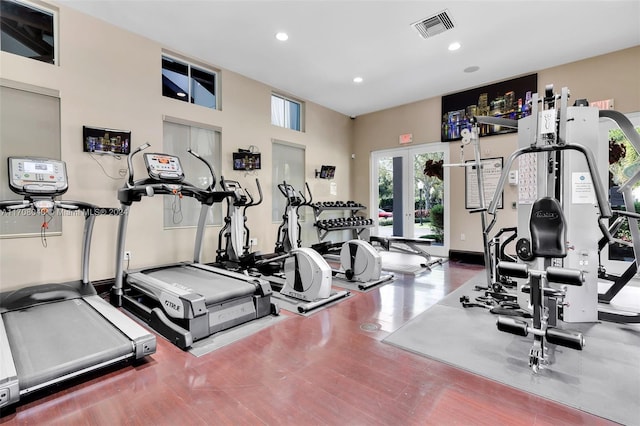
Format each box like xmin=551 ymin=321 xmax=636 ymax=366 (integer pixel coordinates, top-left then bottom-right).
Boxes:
xmin=162 ymin=54 xmax=218 ymax=109
xmin=271 ymin=93 xmax=303 ymax=131
xmin=0 ymin=0 xmax=56 ymax=64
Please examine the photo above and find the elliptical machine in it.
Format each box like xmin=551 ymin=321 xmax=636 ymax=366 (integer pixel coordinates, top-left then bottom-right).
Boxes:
xmin=216 ymin=177 xmax=262 ymax=265
xmin=274 ymin=181 xmax=309 ymax=253
xmin=216 ymin=178 xmax=349 ymax=313
xmin=279 ymin=181 xmax=392 ymax=290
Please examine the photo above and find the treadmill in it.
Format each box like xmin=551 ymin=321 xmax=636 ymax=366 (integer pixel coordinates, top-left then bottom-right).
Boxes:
xmin=0 ymin=157 xmax=156 ymax=410
xmin=110 ymin=145 xmax=278 ymax=349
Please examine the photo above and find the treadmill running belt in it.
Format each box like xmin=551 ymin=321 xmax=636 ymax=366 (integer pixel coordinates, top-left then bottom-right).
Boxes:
xmin=3 ymin=299 xmax=133 ymax=391
xmin=145 ymin=265 xmax=256 ymax=305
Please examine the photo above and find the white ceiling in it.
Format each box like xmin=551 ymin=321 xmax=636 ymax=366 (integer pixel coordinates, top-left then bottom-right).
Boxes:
xmin=59 ymin=0 xmax=640 ymax=117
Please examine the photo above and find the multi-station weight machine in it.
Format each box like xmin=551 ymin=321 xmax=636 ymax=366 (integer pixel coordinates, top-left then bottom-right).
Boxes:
xmin=484 ymin=85 xmax=628 ymax=372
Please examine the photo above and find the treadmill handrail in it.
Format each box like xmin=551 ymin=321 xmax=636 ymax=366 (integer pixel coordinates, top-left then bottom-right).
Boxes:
xmin=0 ymin=198 xmax=99 ymax=214
xmin=0 ymin=198 xmax=100 ymax=285
xmin=118 ymin=180 xmax=231 ymax=206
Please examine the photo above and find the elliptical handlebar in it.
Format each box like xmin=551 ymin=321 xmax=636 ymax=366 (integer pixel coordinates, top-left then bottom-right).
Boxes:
xmin=187 ymin=148 xmax=217 ymax=191
xmin=248 ymin=178 xmax=263 ymax=207
xmin=279 ymin=180 xmax=314 ymax=209
xmin=241 ymin=178 xmax=263 ymax=217
xmin=303 ymin=182 xmax=313 ymax=206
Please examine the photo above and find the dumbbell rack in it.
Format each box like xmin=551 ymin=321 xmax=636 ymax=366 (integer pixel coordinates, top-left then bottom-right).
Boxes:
xmin=311 ymin=201 xmax=374 ymax=242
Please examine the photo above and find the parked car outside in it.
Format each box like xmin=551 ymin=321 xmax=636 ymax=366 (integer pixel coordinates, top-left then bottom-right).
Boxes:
xmin=378 ymin=208 xmax=393 ymax=218
xmin=415 ymin=209 xmax=429 ymax=218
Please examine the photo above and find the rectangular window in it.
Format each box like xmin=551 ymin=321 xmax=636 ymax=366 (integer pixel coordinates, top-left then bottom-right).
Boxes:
xmin=271 ymin=93 xmax=303 ymax=131
xmin=162 ymin=55 xmax=217 ymax=109
xmin=0 ymin=0 xmax=56 ymax=64
xmin=163 ymin=119 xmax=222 ymax=228
xmin=1 ymin=81 xmax=61 ymax=237
xmin=272 ymin=140 xmax=305 ymax=222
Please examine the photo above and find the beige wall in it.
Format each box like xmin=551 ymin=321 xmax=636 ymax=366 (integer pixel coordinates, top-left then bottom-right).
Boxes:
xmin=0 ymin=3 xmax=352 ymax=290
xmin=0 ymin=2 xmax=638 ymax=291
xmin=352 ymin=46 xmax=640 ymax=254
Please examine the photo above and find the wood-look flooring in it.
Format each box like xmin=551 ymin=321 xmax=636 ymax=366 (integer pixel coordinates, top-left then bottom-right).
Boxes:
xmin=0 ymin=262 xmax=614 ymax=425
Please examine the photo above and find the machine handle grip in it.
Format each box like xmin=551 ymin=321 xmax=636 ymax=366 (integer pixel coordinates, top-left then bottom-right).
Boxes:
xmin=304 ymin=182 xmax=313 ymax=205
xmin=127 ymin=143 xmax=151 ymax=187
xmin=598 ymin=217 xmax=615 ymax=245
xmin=613 ymin=210 xmax=640 ymax=220
xmin=469 ymin=207 xmax=487 ymax=214
xmin=0 ymin=200 xmax=30 ymax=211
xmin=252 ymin=178 xmax=263 ymax=206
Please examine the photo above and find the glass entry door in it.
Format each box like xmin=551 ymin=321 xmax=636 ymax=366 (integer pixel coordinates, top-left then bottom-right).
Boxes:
xmin=370 ymin=143 xmax=449 ymax=257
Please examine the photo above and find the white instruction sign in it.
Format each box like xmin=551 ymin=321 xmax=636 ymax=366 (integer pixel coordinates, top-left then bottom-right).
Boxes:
xmin=518 ymin=153 xmax=538 ymax=204
xmin=539 ymin=109 xmax=556 ymax=134
xmin=572 ymin=172 xmax=595 ymax=204
xmin=465 ymin=158 xmax=503 ymax=209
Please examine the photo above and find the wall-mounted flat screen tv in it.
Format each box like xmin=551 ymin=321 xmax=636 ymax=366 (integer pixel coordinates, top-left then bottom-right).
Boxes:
xmin=319 ymin=165 xmax=336 ymax=179
xmin=83 ymin=126 xmax=131 ymax=155
xmin=233 ymin=152 xmax=261 ymax=171
xmin=441 ymin=73 xmax=537 ymax=142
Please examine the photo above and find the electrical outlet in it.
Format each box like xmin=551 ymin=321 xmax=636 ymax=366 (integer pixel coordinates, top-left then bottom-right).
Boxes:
xmin=124 ymin=251 xmax=131 ymax=261
xmin=0 ymin=387 xmax=9 ymax=405
xmin=460 ymin=233 xmax=466 ymax=241
xmin=249 ymin=238 xmax=258 ymax=246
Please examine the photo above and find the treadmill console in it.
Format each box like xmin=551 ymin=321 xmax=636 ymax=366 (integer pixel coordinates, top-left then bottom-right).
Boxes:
xmin=8 ymin=157 xmax=68 ymax=196
xmin=143 ymin=153 xmax=185 ymax=181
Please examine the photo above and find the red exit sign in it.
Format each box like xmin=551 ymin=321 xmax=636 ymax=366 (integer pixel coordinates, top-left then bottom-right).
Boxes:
xmin=399 ymin=133 xmax=413 ymax=144
xmin=590 ymin=99 xmax=614 ymax=110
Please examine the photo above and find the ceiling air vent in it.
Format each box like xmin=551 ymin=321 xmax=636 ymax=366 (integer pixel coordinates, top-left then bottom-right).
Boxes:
xmin=412 ymin=10 xmax=455 ymax=39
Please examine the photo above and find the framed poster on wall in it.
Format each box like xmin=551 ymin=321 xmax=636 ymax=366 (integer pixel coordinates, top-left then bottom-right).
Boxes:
xmin=465 ymin=157 xmax=504 ymax=209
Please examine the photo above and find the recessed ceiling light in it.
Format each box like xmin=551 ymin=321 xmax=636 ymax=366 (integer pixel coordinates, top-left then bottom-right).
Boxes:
xmin=275 ymin=32 xmax=289 ymax=41
xmin=464 ymin=66 xmax=480 ymax=73
xmin=177 ymin=92 xmax=186 ymax=97
xmin=448 ymin=42 xmax=461 ymax=51
xmin=353 ymin=76 xmax=363 ymax=84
